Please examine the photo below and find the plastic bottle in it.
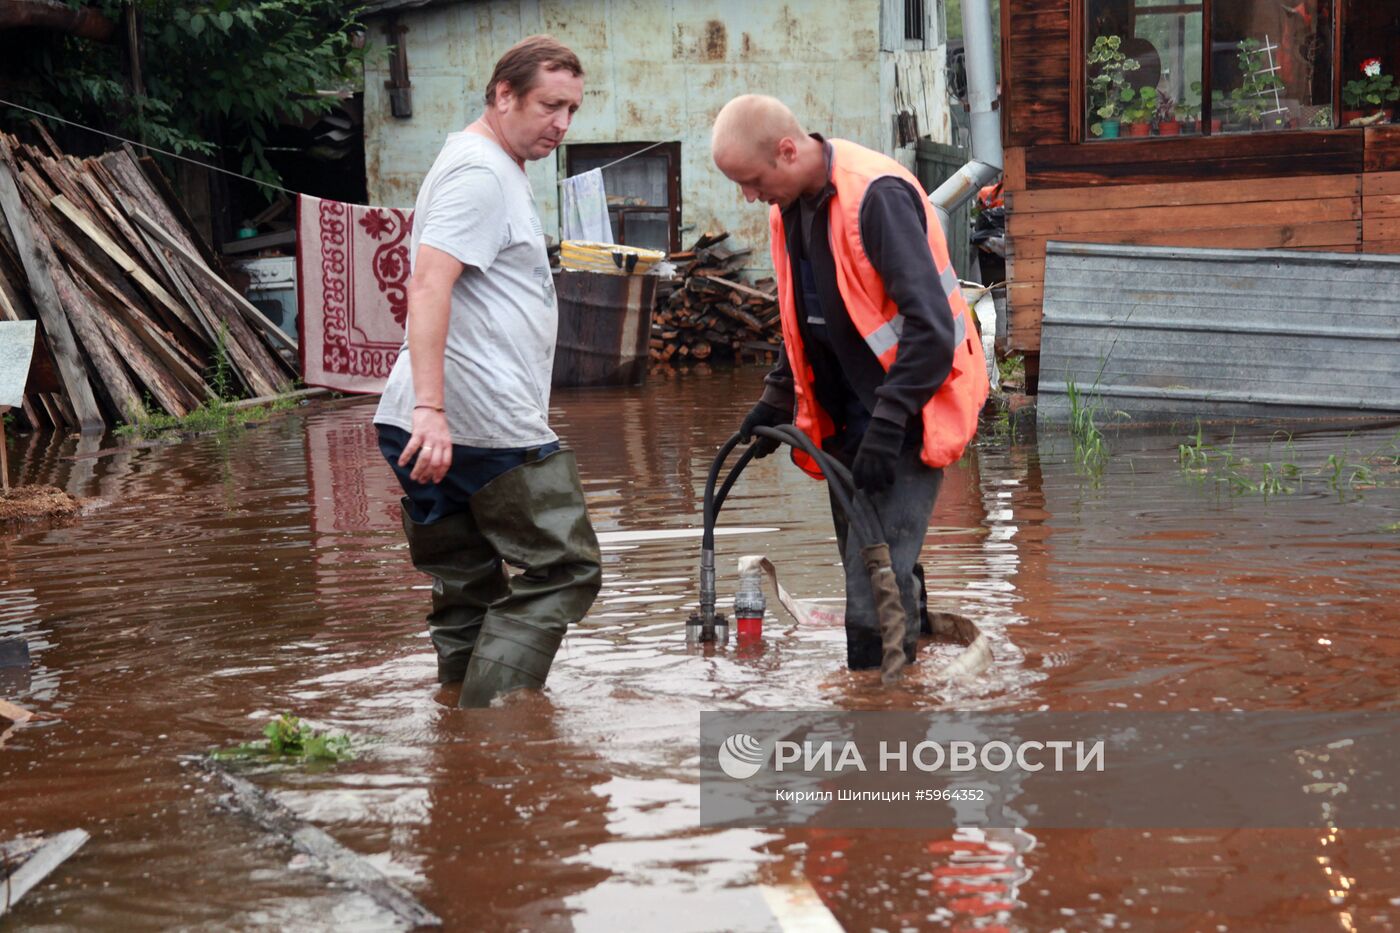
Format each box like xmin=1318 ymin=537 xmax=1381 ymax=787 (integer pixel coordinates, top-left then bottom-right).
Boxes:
xmin=734 ymin=556 xmax=766 ymax=639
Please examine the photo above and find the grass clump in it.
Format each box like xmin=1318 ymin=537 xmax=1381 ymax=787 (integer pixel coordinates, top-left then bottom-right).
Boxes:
xmin=117 ymin=324 xmax=299 ymax=440
xmin=117 ymin=391 xmax=298 ymax=441
xmin=1066 ymin=378 xmax=1108 ymax=472
xmin=1178 ymin=424 xmax=1397 ymax=499
xmin=211 ymin=714 xmax=355 ymax=763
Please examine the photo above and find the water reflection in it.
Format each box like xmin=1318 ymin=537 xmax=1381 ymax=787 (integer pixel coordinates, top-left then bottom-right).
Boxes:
xmin=1 ymin=372 xmax=1398 ymax=929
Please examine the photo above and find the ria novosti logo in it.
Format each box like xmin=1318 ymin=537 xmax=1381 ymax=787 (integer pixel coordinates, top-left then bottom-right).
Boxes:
xmin=717 ymin=733 xmax=767 ymax=779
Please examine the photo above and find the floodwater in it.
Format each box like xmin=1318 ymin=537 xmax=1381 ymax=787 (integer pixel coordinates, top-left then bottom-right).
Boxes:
xmin=3 ymin=366 xmax=1399 ymax=932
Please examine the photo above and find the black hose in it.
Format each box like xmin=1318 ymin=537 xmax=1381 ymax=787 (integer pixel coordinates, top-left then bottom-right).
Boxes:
xmin=700 ymin=432 xmax=744 ymax=553
xmin=712 ymin=442 xmax=760 ymax=520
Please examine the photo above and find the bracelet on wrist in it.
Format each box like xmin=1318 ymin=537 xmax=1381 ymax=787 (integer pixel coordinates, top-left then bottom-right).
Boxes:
xmin=414 ymin=404 xmax=445 ymax=412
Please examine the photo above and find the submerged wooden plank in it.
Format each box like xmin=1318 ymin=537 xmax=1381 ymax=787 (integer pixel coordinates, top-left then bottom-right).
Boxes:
xmin=205 ymin=763 xmax=441 ymax=928
xmin=0 ymin=829 xmax=89 ymax=916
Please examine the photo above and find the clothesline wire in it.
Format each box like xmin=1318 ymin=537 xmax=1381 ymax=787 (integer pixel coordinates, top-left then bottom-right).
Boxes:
xmin=0 ymin=97 xmax=298 ymax=195
xmin=558 ymin=140 xmax=668 ymax=187
xmin=3 ymin=97 xmax=671 ymax=199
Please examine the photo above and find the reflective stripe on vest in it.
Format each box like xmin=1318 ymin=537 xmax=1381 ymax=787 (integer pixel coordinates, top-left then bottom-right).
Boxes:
xmin=864 ymin=305 xmax=967 ymax=360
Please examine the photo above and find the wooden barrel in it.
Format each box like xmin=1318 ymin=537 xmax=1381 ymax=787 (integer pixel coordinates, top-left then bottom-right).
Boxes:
xmin=551 ymin=271 xmax=657 ymax=388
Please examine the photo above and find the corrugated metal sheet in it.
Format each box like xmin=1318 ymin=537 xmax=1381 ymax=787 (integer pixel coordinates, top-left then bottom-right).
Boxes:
xmin=1037 ymin=242 xmax=1400 ymax=426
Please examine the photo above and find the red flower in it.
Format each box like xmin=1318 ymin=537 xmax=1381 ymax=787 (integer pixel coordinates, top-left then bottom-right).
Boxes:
xmin=1361 ymin=58 xmax=1382 ymax=78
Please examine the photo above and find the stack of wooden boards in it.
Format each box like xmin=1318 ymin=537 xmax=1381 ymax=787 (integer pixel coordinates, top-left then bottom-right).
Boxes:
xmin=651 ymin=232 xmax=782 ymax=367
xmin=0 ymin=126 xmax=295 ymax=433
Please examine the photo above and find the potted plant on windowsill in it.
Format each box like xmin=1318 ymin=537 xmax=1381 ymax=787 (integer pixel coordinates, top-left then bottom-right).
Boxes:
xmin=1226 ymin=39 xmax=1287 ymax=133
xmin=1156 ymin=90 xmax=1181 ymax=136
xmin=1341 ymin=58 xmax=1399 ymax=126
xmin=1088 ymin=35 xmax=1141 ymax=140
xmin=1176 ymin=97 xmax=1201 ymax=134
xmin=1122 ymin=86 xmax=1157 ymax=136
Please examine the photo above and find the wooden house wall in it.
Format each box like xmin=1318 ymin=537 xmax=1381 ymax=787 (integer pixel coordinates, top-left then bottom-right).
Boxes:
xmin=1001 ymin=1 xmax=1400 ymax=376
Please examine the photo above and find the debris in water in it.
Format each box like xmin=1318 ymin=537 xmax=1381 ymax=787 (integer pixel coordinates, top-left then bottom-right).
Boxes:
xmin=210 ymin=713 xmax=355 ymax=763
xmin=0 ymin=486 xmax=80 ymax=526
xmin=0 ymin=829 xmax=89 ymax=916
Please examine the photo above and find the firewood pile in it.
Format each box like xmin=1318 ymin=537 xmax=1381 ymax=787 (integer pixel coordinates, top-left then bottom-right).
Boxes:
xmin=650 ymin=231 xmax=782 ymax=367
xmin=0 ymin=126 xmax=296 ymax=432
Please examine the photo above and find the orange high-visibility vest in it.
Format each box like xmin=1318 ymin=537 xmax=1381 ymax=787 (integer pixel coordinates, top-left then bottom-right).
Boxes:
xmin=769 ymin=138 xmax=989 ymax=479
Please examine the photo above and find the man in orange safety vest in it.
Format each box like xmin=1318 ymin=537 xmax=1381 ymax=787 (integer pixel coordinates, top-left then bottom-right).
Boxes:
xmin=711 ymin=95 xmax=988 ymax=669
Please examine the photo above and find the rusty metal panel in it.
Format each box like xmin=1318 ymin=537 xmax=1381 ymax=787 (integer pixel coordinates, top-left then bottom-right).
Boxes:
xmin=362 ymin=1 xmax=954 ymax=274
xmin=1038 ymin=241 xmax=1400 ymax=425
xmin=552 ymin=271 xmax=657 ymax=388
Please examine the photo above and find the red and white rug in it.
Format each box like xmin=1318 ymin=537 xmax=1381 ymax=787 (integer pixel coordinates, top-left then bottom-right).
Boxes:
xmin=296 ymin=194 xmax=413 ymax=394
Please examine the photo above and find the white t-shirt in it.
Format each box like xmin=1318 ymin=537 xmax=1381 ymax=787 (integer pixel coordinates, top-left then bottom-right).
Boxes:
xmin=374 ymin=132 xmax=558 ymax=448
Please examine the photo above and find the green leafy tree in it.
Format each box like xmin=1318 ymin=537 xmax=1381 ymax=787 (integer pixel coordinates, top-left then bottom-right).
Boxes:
xmin=4 ymin=1 xmax=371 ymax=192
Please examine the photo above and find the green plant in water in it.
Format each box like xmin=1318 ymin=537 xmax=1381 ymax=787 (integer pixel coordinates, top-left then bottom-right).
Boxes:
xmin=1179 ymin=421 xmax=1211 ymax=470
xmin=1066 ymin=378 xmax=1107 ymax=471
xmin=997 ymin=354 xmax=1025 ymax=389
xmin=1176 ymin=426 xmax=1398 ymax=499
xmin=212 ymin=713 xmax=355 ymax=763
xmin=117 ymin=379 xmax=301 ymax=440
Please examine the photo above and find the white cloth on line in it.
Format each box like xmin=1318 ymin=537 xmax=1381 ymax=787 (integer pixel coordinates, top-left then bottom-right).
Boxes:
xmin=560 ymin=168 xmax=614 ymax=244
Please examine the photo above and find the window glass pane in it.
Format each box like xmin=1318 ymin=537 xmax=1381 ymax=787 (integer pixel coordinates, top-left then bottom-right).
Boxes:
xmin=617 ymin=213 xmax=670 ymax=253
xmin=1087 ymin=1 xmax=1204 ymax=139
xmin=1212 ymin=0 xmax=1333 ymax=133
xmin=571 ymin=152 xmax=669 ymax=209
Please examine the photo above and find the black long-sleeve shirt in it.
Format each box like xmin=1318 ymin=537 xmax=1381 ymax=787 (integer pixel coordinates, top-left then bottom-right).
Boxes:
xmin=759 ymin=137 xmax=957 ymax=446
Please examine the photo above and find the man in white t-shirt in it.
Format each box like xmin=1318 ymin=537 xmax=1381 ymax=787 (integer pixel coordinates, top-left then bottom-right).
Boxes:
xmin=374 ymin=35 xmax=601 ymax=708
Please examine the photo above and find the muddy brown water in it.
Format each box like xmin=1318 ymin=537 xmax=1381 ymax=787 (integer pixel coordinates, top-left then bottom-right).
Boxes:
xmin=2 ymin=367 xmax=1399 ymax=932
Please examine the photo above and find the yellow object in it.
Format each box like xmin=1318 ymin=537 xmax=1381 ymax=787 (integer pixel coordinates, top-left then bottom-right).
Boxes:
xmin=559 ymin=240 xmax=665 ymax=276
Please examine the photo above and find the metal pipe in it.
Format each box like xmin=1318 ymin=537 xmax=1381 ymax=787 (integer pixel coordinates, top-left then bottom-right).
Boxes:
xmin=930 ymin=0 xmax=1003 ymax=238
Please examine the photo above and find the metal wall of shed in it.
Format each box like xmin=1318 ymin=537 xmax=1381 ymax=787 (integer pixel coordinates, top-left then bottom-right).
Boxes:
xmin=1037 ymin=242 xmax=1400 ymax=426
xmin=363 ymin=0 xmax=950 ymax=271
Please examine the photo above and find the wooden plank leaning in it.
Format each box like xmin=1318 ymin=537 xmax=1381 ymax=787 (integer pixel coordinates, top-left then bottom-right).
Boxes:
xmin=203 ymin=762 xmax=442 ymax=928
xmin=99 ymin=152 xmax=287 ymax=393
xmin=0 ymin=829 xmax=90 ymax=917
xmin=131 ymin=209 xmax=297 ymax=353
xmin=49 ymin=194 xmax=205 ymax=338
xmin=0 ymin=138 xmax=103 ymax=431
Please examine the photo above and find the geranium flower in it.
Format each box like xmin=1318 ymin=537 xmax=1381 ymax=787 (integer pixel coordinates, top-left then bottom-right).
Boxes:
xmin=1363 ymin=58 xmax=1382 ymax=78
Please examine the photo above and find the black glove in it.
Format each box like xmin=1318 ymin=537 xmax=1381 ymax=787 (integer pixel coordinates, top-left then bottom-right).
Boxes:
xmin=738 ymin=401 xmax=791 ymax=458
xmin=851 ymin=416 xmax=903 ymax=493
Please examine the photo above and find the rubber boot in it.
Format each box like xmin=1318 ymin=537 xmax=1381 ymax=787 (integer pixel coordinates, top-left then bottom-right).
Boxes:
xmin=831 ymin=448 xmax=943 ymax=670
xmin=400 ymin=499 xmax=509 ymax=684
xmin=457 ymin=450 xmax=602 ymax=708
